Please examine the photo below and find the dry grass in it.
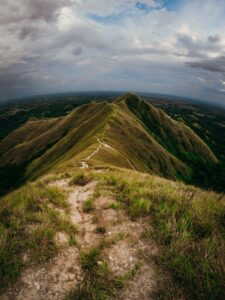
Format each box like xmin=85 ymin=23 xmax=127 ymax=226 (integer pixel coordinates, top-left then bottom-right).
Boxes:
xmin=69 ymin=171 xmax=90 ymax=186
xmin=66 ymin=240 xmax=138 ymax=300
xmin=0 ymin=181 xmax=76 ymax=288
xmin=92 ymin=167 xmax=225 ymax=300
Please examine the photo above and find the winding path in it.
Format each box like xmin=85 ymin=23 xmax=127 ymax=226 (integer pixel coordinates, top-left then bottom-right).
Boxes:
xmin=80 ymin=137 xmax=136 ymax=171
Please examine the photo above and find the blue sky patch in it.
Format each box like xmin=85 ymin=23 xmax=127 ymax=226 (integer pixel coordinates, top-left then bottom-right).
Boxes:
xmin=136 ymin=2 xmax=148 ymax=11
xmin=157 ymin=0 xmax=183 ymax=11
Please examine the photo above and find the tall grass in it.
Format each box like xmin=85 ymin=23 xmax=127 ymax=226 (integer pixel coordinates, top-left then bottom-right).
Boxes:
xmin=69 ymin=171 xmax=90 ymax=186
xmin=0 ymin=181 xmax=76 ymax=288
xmin=95 ymin=168 xmax=225 ymax=300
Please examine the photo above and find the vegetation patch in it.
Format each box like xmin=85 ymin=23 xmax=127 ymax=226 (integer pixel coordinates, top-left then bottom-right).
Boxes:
xmin=66 ymin=241 xmax=138 ymax=300
xmin=95 ymin=226 xmax=107 ymax=234
xmin=95 ymin=168 xmax=225 ymax=300
xmin=82 ymin=197 xmax=95 ymax=213
xmin=107 ymin=201 xmax=122 ymax=210
xmin=69 ymin=171 xmax=90 ymax=186
xmin=0 ymin=181 xmax=76 ymax=288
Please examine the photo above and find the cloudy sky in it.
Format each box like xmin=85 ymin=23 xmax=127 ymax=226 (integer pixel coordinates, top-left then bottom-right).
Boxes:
xmin=1 ymin=0 xmax=225 ymax=106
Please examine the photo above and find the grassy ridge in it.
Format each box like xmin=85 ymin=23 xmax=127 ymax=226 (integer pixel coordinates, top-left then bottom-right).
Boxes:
xmin=100 ymin=98 xmax=190 ymax=179
xmin=90 ymin=167 xmax=225 ymax=300
xmin=0 ymin=93 xmax=220 ymax=194
xmin=123 ymin=94 xmax=217 ymax=163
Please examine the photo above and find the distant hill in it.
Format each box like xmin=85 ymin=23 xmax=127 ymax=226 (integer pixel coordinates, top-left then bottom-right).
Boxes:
xmin=0 ymin=93 xmax=218 ymax=193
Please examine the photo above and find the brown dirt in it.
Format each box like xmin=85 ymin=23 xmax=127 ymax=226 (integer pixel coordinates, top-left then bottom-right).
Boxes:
xmin=1 ymin=178 xmax=159 ymax=300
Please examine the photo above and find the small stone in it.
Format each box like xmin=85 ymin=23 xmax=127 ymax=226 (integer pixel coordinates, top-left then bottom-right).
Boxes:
xmin=34 ymin=281 xmax=40 ymax=290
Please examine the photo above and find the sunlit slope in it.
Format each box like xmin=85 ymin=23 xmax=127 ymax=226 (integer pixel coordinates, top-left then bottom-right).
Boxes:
xmin=91 ymin=100 xmax=189 ymax=179
xmin=122 ymin=93 xmax=217 ymax=163
xmin=0 ymin=94 xmax=217 ymax=182
xmin=0 ymin=102 xmax=112 ymax=175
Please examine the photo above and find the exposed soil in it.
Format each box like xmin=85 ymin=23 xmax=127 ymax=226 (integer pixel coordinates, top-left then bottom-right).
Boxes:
xmin=1 ymin=178 xmax=159 ymax=300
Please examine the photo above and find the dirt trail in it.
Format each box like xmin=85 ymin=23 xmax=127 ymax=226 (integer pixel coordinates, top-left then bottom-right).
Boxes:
xmin=79 ymin=141 xmax=102 ymax=169
xmin=80 ymin=137 xmax=137 ymax=171
xmin=2 ymin=178 xmax=158 ymax=300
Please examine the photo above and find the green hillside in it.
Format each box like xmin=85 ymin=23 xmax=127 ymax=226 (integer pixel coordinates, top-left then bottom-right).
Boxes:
xmin=0 ymin=94 xmax=224 ymax=300
xmin=0 ymin=93 xmax=218 ymax=194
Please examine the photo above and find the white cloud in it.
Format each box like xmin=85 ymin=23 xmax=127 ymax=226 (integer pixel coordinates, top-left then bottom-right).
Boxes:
xmin=0 ymin=0 xmax=225 ymax=106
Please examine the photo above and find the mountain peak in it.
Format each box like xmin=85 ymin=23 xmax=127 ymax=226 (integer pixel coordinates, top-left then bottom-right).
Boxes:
xmin=116 ymin=92 xmax=141 ymax=104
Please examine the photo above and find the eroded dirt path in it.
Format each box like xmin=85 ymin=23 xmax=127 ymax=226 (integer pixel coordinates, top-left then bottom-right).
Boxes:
xmin=79 ymin=137 xmax=137 ymax=171
xmin=2 ymin=178 xmax=158 ymax=300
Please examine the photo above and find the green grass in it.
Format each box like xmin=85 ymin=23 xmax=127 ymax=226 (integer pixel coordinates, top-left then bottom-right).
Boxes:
xmin=66 ymin=241 xmax=138 ymax=300
xmin=0 ymin=181 xmax=76 ymax=288
xmin=82 ymin=197 xmax=95 ymax=213
xmin=69 ymin=237 xmax=77 ymax=246
xmin=69 ymin=171 xmax=90 ymax=186
xmin=107 ymin=201 xmax=122 ymax=210
xmin=93 ymin=168 xmax=225 ymax=300
xmin=95 ymin=226 xmax=107 ymax=234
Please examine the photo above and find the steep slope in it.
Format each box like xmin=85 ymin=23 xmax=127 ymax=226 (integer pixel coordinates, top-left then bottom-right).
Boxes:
xmin=121 ymin=93 xmax=217 ymax=163
xmin=0 ymin=94 xmax=217 ymax=189
xmin=0 ymin=102 xmax=112 ymax=167
xmin=89 ymin=100 xmax=190 ymax=179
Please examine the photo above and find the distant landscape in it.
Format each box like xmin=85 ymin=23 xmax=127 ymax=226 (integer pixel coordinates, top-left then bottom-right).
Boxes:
xmin=0 ymin=92 xmax=224 ymax=300
xmin=1 ymin=92 xmax=225 ymax=194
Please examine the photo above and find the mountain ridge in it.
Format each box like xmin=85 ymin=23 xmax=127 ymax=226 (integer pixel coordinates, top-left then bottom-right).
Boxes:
xmin=0 ymin=93 xmax=218 ymax=189
xmin=0 ymin=94 xmax=224 ymax=300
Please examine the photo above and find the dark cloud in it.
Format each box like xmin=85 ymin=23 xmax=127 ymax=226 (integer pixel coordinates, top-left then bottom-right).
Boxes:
xmin=28 ymin=0 xmax=71 ymax=22
xmin=176 ymin=33 xmax=222 ymax=58
xmin=187 ymin=56 xmax=225 ymax=73
xmin=0 ymin=0 xmax=71 ymax=26
xmin=72 ymin=46 xmax=83 ymax=56
xmin=0 ymin=69 xmax=38 ymax=101
xmin=208 ymin=35 xmax=220 ymax=44
xmin=19 ymin=26 xmax=41 ymax=40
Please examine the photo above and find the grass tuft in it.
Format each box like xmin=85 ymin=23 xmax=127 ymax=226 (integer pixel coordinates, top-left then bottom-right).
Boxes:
xmin=80 ymin=246 xmax=102 ymax=271
xmin=82 ymin=197 xmax=95 ymax=213
xmin=66 ymin=242 xmax=133 ymax=300
xmin=69 ymin=171 xmax=90 ymax=186
xmin=95 ymin=226 xmax=107 ymax=234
